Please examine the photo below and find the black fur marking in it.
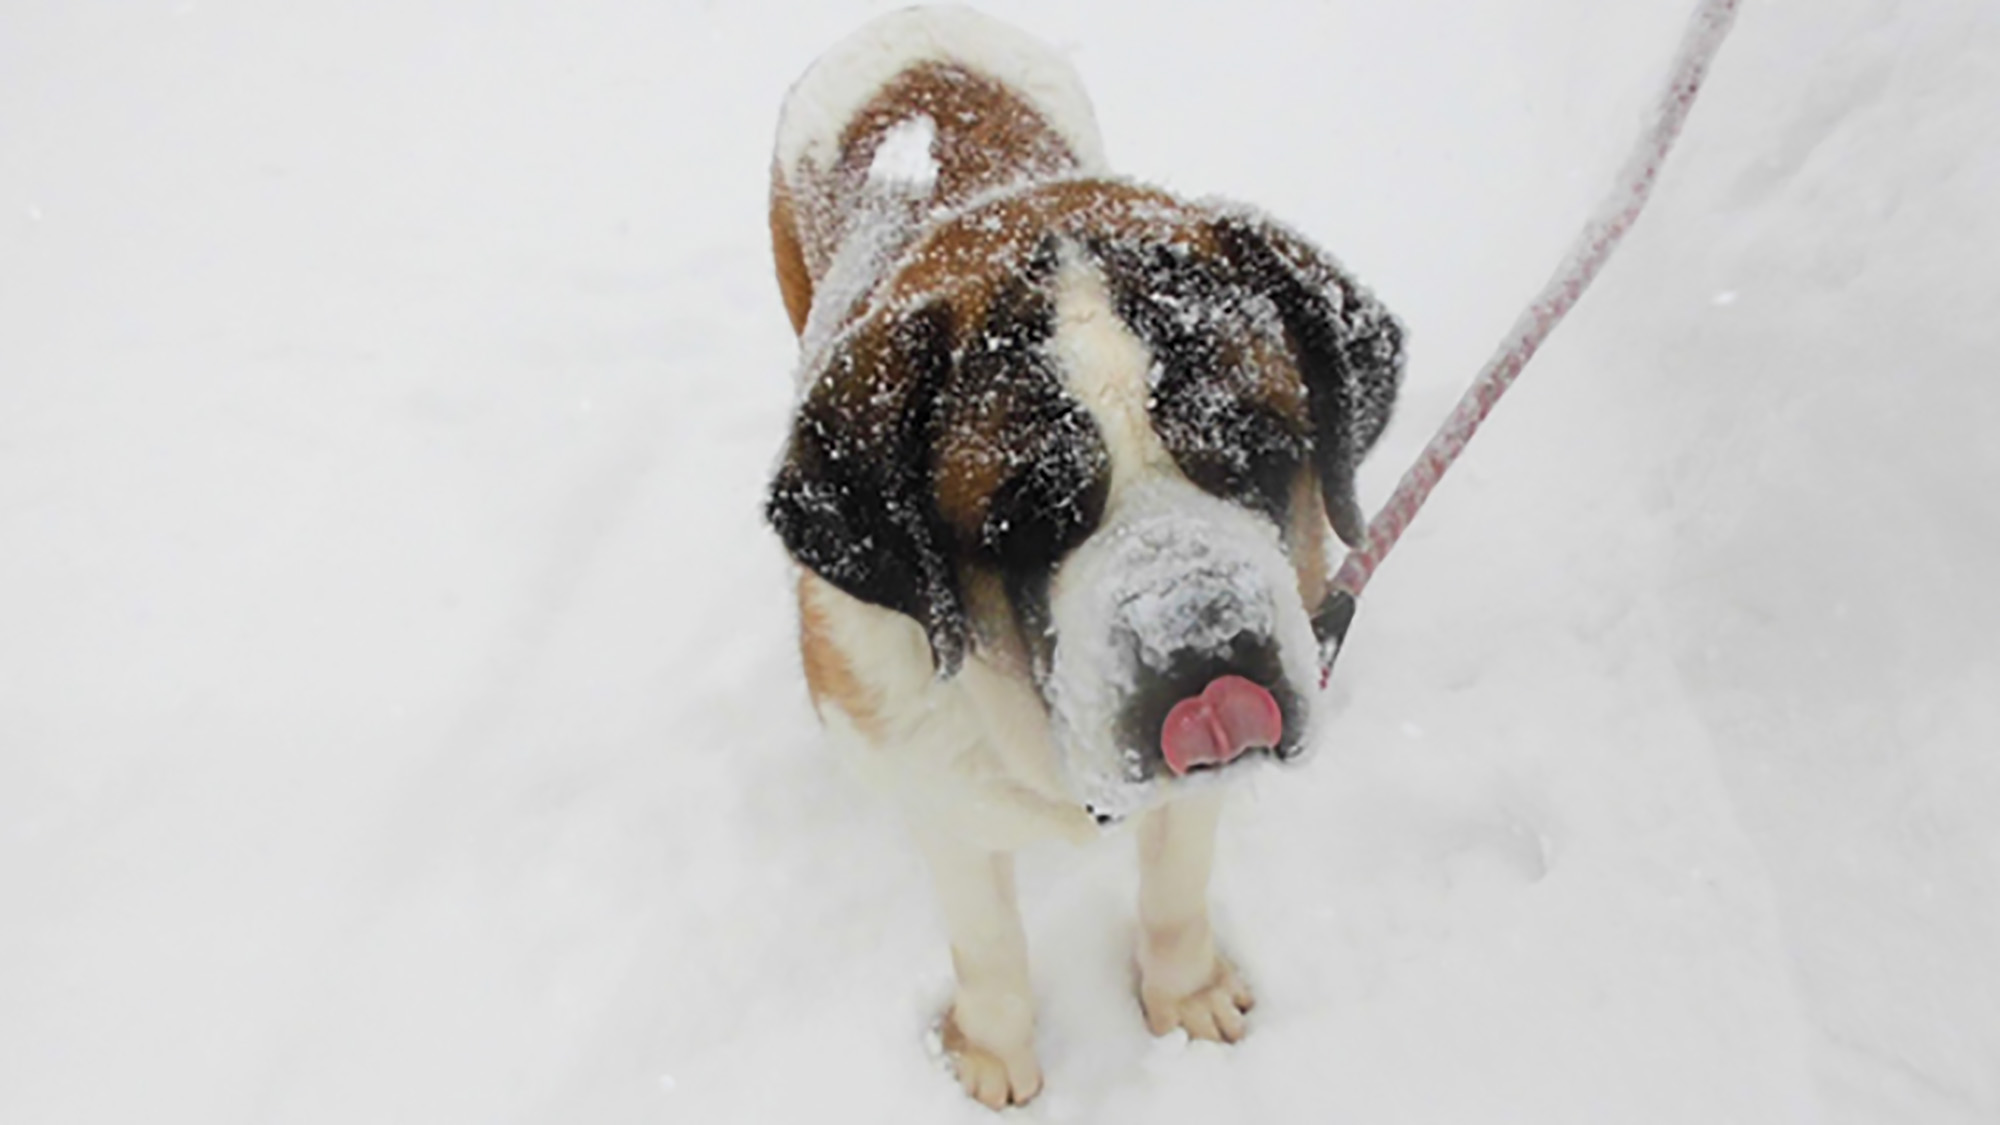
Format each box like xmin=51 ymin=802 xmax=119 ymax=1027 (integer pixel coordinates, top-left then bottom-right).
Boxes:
xmin=1087 ymin=236 xmax=1310 ymax=524
xmin=938 ymin=237 xmax=1110 ymax=668
xmin=767 ymin=301 xmax=970 ymax=676
xmin=1211 ymin=215 xmax=1404 ymax=547
xmin=770 ymin=234 xmax=1115 ymax=681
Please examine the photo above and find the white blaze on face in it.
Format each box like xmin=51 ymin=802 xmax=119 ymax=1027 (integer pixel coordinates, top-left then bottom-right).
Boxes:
xmin=1042 ymin=248 xmax=1319 ymax=819
xmin=1048 ymin=249 xmax=1174 ymax=501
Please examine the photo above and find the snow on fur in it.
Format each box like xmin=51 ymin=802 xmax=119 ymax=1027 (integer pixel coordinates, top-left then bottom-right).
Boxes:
xmin=866 ymin=114 xmax=939 ymax=189
xmin=5 ymin=2 xmax=1997 ymax=1123
xmin=774 ymin=5 xmax=1107 ymax=181
xmin=1045 ymin=479 xmax=1319 ymax=819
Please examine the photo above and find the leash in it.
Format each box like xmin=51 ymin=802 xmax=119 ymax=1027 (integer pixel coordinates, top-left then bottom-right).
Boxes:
xmin=1314 ymin=0 xmax=1743 ymax=683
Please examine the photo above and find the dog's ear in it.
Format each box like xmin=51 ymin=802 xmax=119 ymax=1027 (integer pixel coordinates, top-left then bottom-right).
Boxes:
xmin=1212 ymin=213 xmax=1404 ymax=547
xmin=767 ymin=301 xmax=969 ymax=677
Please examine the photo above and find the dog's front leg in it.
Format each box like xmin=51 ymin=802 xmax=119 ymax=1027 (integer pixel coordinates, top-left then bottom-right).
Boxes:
xmin=916 ymin=827 xmax=1042 ymax=1108
xmin=1135 ymin=790 xmax=1255 ymax=1041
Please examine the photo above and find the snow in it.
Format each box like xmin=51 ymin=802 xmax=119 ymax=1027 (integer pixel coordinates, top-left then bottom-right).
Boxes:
xmin=867 ymin=114 xmax=940 ymax=190
xmin=3 ymin=1 xmax=1996 ymax=1123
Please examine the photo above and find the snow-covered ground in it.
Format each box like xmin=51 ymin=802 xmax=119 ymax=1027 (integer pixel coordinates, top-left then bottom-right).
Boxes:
xmin=4 ymin=1 xmax=1995 ymax=1121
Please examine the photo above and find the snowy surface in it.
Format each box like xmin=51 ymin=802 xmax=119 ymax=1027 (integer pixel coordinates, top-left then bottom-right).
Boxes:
xmin=3 ymin=1 xmax=1995 ymax=1122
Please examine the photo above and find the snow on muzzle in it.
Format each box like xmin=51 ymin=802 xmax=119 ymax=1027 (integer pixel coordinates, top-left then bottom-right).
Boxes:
xmin=1041 ymin=482 xmax=1320 ymax=822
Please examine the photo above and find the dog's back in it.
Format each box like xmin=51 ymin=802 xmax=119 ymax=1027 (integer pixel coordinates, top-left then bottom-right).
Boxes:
xmin=769 ymin=7 xmax=1106 ymax=346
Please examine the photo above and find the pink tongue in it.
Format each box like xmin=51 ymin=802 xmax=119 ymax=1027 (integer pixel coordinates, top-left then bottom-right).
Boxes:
xmin=1160 ymin=676 xmax=1284 ymax=776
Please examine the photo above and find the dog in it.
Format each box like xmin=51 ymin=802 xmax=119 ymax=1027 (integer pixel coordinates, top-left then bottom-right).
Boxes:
xmin=764 ymin=6 xmax=1403 ymax=1108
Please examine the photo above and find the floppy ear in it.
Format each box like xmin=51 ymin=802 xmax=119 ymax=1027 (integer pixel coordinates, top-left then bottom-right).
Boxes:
xmin=1212 ymin=213 xmax=1405 ymax=547
xmin=766 ymin=301 xmax=970 ymax=677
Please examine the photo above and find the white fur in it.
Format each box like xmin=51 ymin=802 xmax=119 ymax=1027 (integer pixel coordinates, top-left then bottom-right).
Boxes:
xmin=793 ymin=185 xmax=927 ymax=390
xmin=805 ymin=249 xmax=1319 ymax=830
xmin=1049 ymin=248 xmax=1177 ymax=501
xmin=1041 ymin=479 xmax=1320 ymax=818
xmin=1038 ymin=249 xmax=1322 ymax=817
xmin=781 ymin=14 xmax=1278 ymax=1101
xmin=867 ymin=114 xmax=939 ymax=189
xmin=791 ymin=117 xmax=940 ymax=387
xmin=775 ymin=5 xmax=1107 ymax=182
xmin=913 ymin=823 xmax=1040 ymax=1103
xmin=800 ymin=573 xmax=1096 ymax=852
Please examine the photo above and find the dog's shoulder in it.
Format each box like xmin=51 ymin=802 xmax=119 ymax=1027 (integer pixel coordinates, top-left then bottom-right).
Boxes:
xmin=795 ymin=570 xmax=1098 ymax=849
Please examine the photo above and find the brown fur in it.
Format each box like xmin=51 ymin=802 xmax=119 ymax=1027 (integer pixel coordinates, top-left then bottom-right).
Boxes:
xmin=762 ymin=15 xmax=1407 ymax=1105
xmin=796 ymin=571 xmax=883 ymax=739
xmin=934 ymin=407 xmax=1014 ymax=546
xmin=959 ymin=569 xmax=1035 ymax=678
xmin=836 ymin=64 xmax=1080 ymax=224
xmin=1286 ymin=471 xmax=1333 ymax=612
xmin=769 ymin=163 xmax=813 ymax=336
xmin=778 ymin=169 xmax=1333 ymax=648
xmin=882 ymin=179 xmax=1204 ymax=323
xmin=771 ymin=62 xmax=1090 ymax=337
xmin=777 ymin=177 xmax=1231 ymax=452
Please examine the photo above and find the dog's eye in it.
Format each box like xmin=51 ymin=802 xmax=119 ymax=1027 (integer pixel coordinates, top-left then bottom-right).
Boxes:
xmin=1137 ymin=300 xmax=1309 ymax=521
xmin=979 ymin=426 xmax=1108 ymax=575
xmin=1153 ymin=395 xmax=1307 ymax=523
xmin=1093 ymin=242 xmax=1309 ymax=521
xmin=938 ymin=256 xmax=1111 ymax=577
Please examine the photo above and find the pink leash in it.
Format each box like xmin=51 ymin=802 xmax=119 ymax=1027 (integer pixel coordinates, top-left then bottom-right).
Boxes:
xmin=1315 ymin=0 xmax=1743 ymax=682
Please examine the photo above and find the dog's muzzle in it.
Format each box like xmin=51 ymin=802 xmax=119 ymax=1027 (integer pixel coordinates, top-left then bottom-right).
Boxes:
xmin=1120 ymin=630 xmax=1303 ymax=779
xmin=1043 ymin=482 xmax=1318 ymax=822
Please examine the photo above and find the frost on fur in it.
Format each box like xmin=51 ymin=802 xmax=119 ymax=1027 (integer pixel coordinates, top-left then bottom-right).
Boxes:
xmin=1044 ymin=482 xmax=1319 ymax=819
xmin=868 ymin=116 xmax=939 ymax=190
xmin=769 ymin=178 xmax=1399 ymax=812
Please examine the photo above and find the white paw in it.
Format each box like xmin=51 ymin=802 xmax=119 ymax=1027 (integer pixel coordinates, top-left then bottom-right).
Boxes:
xmin=941 ymin=1010 xmax=1043 ymax=1109
xmin=1140 ymin=954 xmax=1255 ymax=1043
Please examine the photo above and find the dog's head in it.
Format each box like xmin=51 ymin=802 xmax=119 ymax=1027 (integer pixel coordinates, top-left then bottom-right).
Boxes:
xmin=769 ymin=183 xmax=1402 ymax=821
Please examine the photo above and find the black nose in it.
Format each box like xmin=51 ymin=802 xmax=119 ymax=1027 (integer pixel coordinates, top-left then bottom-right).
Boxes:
xmin=1116 ymin=630 xmax=1302 ymax=781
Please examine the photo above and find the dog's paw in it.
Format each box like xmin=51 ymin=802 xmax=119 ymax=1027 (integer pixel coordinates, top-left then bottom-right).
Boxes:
xmin=941 ymin=1010 xmax=1043 ymax=1109
xmin=1140 ymin=954 xmax=1255 ymax=1043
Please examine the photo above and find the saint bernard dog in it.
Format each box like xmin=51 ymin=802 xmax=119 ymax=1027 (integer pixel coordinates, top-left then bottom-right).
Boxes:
xmin=765 ymin=6 xmax=1403 ymax=1108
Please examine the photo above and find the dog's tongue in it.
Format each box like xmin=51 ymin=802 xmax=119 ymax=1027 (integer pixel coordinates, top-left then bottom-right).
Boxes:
xmin=1160 ymin=676 xmax=1283 ymax=776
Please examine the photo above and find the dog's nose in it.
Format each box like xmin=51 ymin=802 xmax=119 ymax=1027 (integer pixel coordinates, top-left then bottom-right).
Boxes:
xmin=1117 ymin=627 xmax=1299 ymax=782
xmin=1159 ymin=675 xmax=1283 ymax=775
